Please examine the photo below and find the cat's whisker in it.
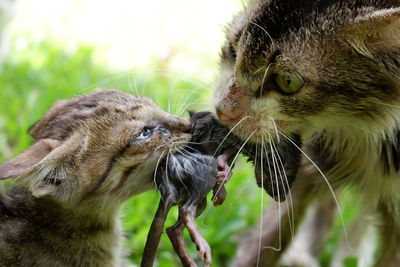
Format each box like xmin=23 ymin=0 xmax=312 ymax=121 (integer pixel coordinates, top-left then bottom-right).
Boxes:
xmin=370 ymin=99 xmax=400 ymax=108
xmin=214 ymin=130 xmax=257 ymax=198
xmin=213 ymin=115 xmax=253 ymax=157
xmin=270 ymin=137 xmax=295 ymax=238
xmin=269 ymin=117 xmax=281 ymax=143
xmin=260 ymin=63 xmax=274 ymax=98
xmin=262 ymin=136 xmax=283 ymax=252
xmin=279 ymin=131 xmax=354 ymax=250
xmin=201 ymin=130 xmax=256 ymax=221
xmin=243 ymin=19 xmax=275 ymax=50
xmin=256 ymin=139 xmax=265 ymax=267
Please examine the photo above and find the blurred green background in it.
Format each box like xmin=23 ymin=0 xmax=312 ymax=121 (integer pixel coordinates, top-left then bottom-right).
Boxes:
xmin=0 ymin=0 xmax=361 ymax=266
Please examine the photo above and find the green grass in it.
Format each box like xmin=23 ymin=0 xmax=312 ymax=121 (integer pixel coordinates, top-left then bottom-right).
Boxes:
xmin=0 ymin=41 xmax=359 ymax=267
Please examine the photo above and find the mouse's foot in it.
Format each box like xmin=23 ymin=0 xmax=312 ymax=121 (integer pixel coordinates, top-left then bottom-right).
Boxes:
xmin=212 ymin=152 xmax=233 ymax=206
xmin=166 ymin=219 xmax=197 ymax=267
xmin=181 ymin=204 xmax=212 ymax=267
xmin=212 ymin=184 xmax=226 ymax=206
xmin=196 ymin=237 xmax=212 ymax=267
xmin=216 ymin=153 xmax=233 ymax=183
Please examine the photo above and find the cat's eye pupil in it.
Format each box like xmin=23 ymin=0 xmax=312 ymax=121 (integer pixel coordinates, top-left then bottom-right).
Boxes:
xmin=275 ymin=74 xmax=304 ymax=94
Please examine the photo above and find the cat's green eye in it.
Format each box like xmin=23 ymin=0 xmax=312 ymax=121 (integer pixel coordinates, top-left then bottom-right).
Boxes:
xmin=275 ymin=74 xmax=304 ymax=94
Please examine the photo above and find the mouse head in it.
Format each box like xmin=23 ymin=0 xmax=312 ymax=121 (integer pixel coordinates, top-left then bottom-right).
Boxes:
xmin=0 ymin=90 xmax=191 ymax=208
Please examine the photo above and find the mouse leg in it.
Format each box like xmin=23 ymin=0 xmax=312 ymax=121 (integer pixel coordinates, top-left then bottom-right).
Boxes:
xmin=212 ymin=150 xmax=233 ymax=206
xmin=166 ymin=217 xmax=197 ymax=267
xmin=180 ymin=202 xmax=212 ymax=267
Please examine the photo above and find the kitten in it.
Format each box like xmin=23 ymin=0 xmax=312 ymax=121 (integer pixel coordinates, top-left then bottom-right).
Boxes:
xmin=214 ymin=0 xmax=400 ymax=266
xmin=0 ymin=89 xmax=191 ymax=267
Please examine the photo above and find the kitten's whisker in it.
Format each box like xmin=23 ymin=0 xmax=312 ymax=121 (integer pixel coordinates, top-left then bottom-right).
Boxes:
xmin=213 ymin=115 xmax=253 ymax=157
xmin=128 ymin=74 xmax=139 ymax=95
xmin=174 ymin=149 xmax=211 ymax=169
xmin=279 ymin=131 xmax=353 ymax=250
xmin=153 ymin=150 xmax=166 ymax=193
xmin=81 ymin=70 xmax=213 ymax=94
xmin=99 ymin=173 xmax=119 ymax=215
xmin=140 ymin=77 xmax=149 ymax=96
xmin=169 ymin=153 xmax=192 ymax=196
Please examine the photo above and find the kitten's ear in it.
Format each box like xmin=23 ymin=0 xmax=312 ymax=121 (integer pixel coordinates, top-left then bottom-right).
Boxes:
xmin=343 ymin=8 xmax=400 ymax=55
xmin=0 ymin=139 xmax=60 ymax=179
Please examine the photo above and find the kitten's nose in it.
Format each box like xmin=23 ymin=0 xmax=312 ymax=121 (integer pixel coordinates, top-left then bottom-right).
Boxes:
xmin=216 ymin=108 xmax=240 ymax=126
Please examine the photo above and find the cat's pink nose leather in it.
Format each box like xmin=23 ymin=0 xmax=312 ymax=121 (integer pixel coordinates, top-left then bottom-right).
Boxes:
xmin=216 ymin=108 xmax=240 ymax=126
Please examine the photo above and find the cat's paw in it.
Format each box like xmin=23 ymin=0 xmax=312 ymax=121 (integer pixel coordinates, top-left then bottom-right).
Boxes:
xmin=279 ymin=249 xmax=320 ymax=267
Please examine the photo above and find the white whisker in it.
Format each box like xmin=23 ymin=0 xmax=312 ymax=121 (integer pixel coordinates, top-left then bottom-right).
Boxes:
xmin=270 ymin=137 xmax=295 ymax=238
xmin=213 ymin=115 xmax=252 ymax=157
xmin=279 ymin=131 xmax=353 ymax=251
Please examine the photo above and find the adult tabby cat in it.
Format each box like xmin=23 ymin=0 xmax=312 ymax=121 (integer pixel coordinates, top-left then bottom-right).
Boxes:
xmin=214 ymin=0 xmax=400 ymax=266
xmin=0 ymin=90 xmax=191 ymax=266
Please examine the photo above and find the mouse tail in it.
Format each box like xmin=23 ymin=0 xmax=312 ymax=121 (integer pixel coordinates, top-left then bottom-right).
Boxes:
xmin=140 ymin=200 xmax=171 ymax=267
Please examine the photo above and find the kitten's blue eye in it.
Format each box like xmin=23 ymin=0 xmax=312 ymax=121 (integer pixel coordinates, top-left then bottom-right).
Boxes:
xmin=158 ymin=127 xmax=171 ymax=136
xmin=137 ymin=128 xmax=154 ymax=140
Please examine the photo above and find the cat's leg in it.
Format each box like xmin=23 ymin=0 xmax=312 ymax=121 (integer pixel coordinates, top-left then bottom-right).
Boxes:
xmin=280 ymin=196 xmax=337 ymax=267
xmin=374 ymin=202 xmax=400 ymax=267
xmin=331 ymin=207 xmax=376 ymax=267
xmin=166 ymin=217 xmax=197 ymax=267
xmin=232 ymin=169 xmax=321 ymax=267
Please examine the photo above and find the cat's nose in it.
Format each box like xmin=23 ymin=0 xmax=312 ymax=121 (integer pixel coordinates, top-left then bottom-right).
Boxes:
xmin=216 ymin=107 xmax=240 ymax=126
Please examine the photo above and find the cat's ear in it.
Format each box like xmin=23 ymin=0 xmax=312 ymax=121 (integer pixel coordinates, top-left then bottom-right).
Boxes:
xmin=0 ymin=139 xmax=60 ymax=180
xmin=342 ymin=8 xmax=400 ymax=55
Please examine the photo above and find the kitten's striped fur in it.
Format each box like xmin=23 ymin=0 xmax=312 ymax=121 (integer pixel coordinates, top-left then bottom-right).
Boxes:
xmin=0 ymin=89 xmax=191 ymax=266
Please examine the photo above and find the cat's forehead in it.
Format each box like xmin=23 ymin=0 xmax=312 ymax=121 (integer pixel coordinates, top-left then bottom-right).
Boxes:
xmin=28 ymin=90 xmax=160 ymax=141
xmin=229 ymin=0 xmax=398 ymax=48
